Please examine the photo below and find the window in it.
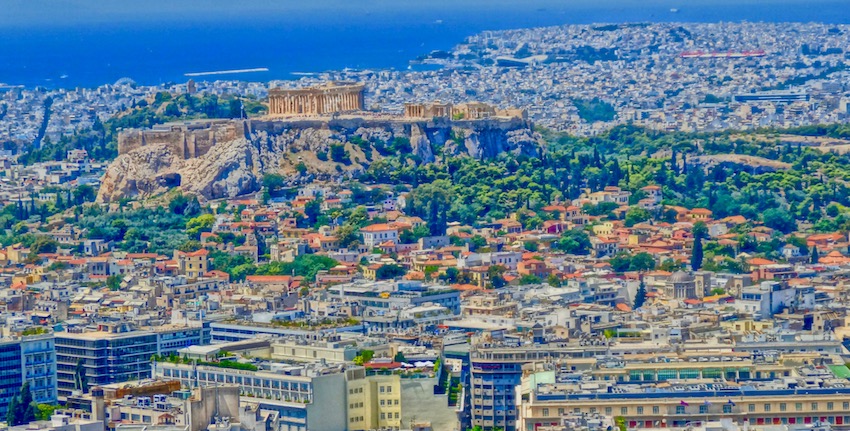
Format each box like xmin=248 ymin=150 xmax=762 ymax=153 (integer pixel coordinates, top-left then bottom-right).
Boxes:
xmin=843 ymin=402 xmax=849 ymax=410
xmin=812 ymin=403 xmax=819 ymax=411
xmin=637 ymin=407 xmax=643 ymax=415
xmin=781 ymin=403 xmax=787 ymax=412
xmin=621 ymin=407 xmax=628 ymax=415
xmin=723 ymin=405 xmax=733 ymax=414
xmin=605 ymin=407 xmax=612 ymax=415
xmin=380 ymin=413 xmax=385 ymax=420
xmin=543 ymin=408 xmax=549 ymax=417
xmin=828 ymin=402 xmax=834 ymax=411
xmin=796 ymin=403 xmax=803 ymax=412
xmin=653 ymin=406 xmax=660 ymax=414
xmin=700 ymin=405 xmax=708 ymax=414
xmin=676 ymin=406 xmax=685 ymax=415
xmin=558 ymin=408 xmax=564 ymax=416
xmin=749 ymin=404 xmax=756 ymax=413
xmin=764 ymin=404 xmax=771 ymax=412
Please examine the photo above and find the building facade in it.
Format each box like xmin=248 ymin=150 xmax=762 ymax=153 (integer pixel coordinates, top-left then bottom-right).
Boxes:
xmin=21 ymin=333 xmax=59 ymax=405
xmin=55 ymin=326 xmax=158 ymax=399
xmin=153 ymin=361 xmax=348 ymax=431
xmin=345 ymin=369 xmax=402 ymax=431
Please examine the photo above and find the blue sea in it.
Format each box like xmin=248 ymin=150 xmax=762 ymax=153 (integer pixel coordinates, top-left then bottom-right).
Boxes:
xmin=1 ymin=0 xmax=848 ymax=89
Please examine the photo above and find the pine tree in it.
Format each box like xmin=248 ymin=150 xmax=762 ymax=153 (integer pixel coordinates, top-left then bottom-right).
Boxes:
xmin=811 ymin=246 xmax=819 ymax=264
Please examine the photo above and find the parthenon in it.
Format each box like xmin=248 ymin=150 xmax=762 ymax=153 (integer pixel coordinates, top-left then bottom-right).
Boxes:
xmin=268 ymin=82 xmax=365 ymax=116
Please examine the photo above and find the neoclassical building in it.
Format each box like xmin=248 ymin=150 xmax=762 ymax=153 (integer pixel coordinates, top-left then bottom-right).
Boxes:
xmin=665 ymin=270 xmax=697 ymax=299
xmin=268 ymin=82 xmax=364 ymax=116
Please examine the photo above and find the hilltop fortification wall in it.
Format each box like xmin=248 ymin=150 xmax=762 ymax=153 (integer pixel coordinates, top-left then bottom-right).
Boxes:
xmin=117 ymin=120 xmax=244 ymax=159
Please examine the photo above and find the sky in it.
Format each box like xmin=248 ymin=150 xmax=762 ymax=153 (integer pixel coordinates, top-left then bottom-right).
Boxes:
xmin=4 ymin=0 xmax=847 ymax=27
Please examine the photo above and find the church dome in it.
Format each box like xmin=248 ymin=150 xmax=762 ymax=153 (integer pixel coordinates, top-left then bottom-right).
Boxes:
xmin=669 ymin=271 xmax=694 ymax=284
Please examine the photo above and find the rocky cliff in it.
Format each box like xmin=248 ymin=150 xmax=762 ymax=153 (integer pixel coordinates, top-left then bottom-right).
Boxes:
xmin=97 ymin=117 xmax=544 ymax=202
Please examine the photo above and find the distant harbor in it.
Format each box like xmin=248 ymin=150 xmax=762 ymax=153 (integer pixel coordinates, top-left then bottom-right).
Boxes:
xmin=184 ymin=68 xmax=269 ymax=77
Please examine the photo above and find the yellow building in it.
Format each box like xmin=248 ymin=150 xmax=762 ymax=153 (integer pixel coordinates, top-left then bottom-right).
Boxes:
xmin=6 ymin=244 xmax=29 ymax=264
xmin=346 ymin=369 xmax=402 ymax=431
xmin=592 ymin=222 xmax=615 ymax=236
xmin=174 ymin=249 xmax=209 ymax=279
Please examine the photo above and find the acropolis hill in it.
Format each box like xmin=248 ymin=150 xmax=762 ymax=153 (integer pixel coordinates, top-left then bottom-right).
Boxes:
xmin=99 ymin=83 xmax=541 ymax=203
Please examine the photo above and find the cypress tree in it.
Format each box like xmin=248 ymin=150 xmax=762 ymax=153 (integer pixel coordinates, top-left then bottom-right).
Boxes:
xmin=20 ymin=382 xmax=35 ymax=424
xmin=634 ymin=276 xmax=647 ymax=309
xmin=670 ymin=148 xmax=678 ymax=175
xmin=811 ymin=246 xmax=819 ymax=264
xmin=6 ymin=393 xmax=18 ymax=425
xmin=691 ymin=236 xmax=704 ymax=271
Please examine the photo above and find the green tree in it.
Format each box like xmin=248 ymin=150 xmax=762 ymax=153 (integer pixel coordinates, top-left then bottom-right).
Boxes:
xmin=629 ymin=252 xmax=656 ymax=272
xmin=35 ymin=404 xmax=60 ymax=421
xmin=262 ymin=172 xmax=285 ymax=192
xmin=28 ymin=236 xmax=59 ymax=261
xmin=555 ymin=230 xmax=591 ymax=255
xmin=186 ymin=213 xmax=215 ymax=237
xmin=624 ymin=207 xmax=651 ymax=227
xmin=487 ymin=265 xmax=507 ymax=288
xmin=692 ymin=236 xmax=704 ymax=271
xmin=6 ymin=392 xmax=19 ymax=425
xmin=329 ymin=144 xmax=349 ymax=164
xmin=304 ymin=199 xmax=322 ymax=227
xmin=106 ymin=274 xmax=122 ymax=291
xmin=469 ymin=235 xmax=488 ymax=251
xmin=634 ymin=277 xmax=647 ymax=308
xmin=609 ymin=253 xmax=633 ymax=273
xmin=441 ymin=267 xmax=459 ymax=284
xmin=7 ymin=382 xmax=37 ymax=425
xmin=811 ymin=245 xmax=819 ymax=264
xmin=375 ymin=264 xmax=406 ymax=280
xmin=353 ymin=349 xmax=375 ymax=365
xmin=177 ymin=240 xmax=203 ymax=252
xmin=762 ymin=208 xmax=797 ymax=234
xmin=20 ymin=383 xmax=35 ymax=424
xmin=518 ymin=274 xmax=542 ymax=285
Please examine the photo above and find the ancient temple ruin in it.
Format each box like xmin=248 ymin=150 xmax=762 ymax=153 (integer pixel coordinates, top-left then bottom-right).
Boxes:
xmin=268 ymin=82 xmax=365 ymax=116
xmin=403 ymin=101 xmax=527 ymax=120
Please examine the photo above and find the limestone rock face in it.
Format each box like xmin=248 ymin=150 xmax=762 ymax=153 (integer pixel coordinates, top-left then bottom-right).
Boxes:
xmin=97 ymin=117 xmax=545 ymax=202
